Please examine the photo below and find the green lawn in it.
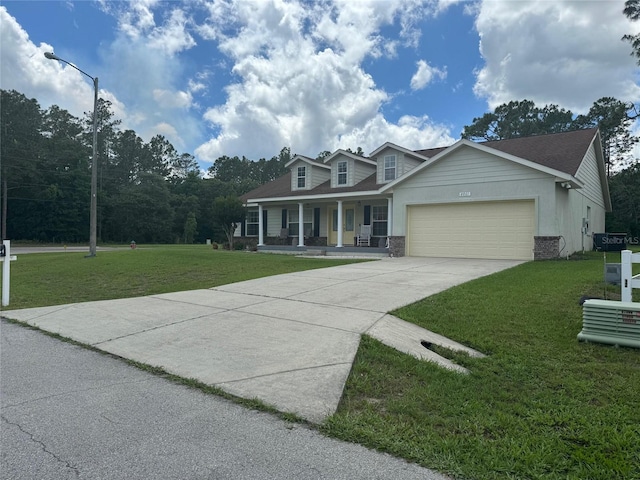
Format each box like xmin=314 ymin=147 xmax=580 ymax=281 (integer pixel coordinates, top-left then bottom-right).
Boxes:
xmin=0 ymin=245 xmax=366 ymax=309
xmin=3 ymin=246 xmax=639 ymax=479
xmin=323 ymin=252 xmax=640 ymax=480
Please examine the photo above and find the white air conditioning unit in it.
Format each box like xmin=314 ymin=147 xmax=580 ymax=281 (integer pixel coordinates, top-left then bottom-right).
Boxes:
xmin=578 ymin=299 xmax=640 ymax=349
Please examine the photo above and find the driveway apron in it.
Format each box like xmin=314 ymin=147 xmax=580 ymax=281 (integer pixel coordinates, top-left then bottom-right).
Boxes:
xmin=2 ymin=257 xmax=521 ymax=423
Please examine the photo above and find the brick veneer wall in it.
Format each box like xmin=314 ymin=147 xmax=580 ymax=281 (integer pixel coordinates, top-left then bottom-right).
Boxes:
xmin=389 ymin=236 xmax=405 ymax=257
xmin=534 ymin=236 xmax=560 ymax=260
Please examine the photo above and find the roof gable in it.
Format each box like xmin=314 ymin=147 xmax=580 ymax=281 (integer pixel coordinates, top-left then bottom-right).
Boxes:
xmin=414 ymin=128 xmax=598 ymax=176
xmin=383 ymin=129 xmax=602 ymax=192
xmin=480 ymin=128 xmax=598 ymax=176
xmin=370 ymin=142 xmax=431 ymax=161
xmin=285 ymin=155 xmax=330 ymax=170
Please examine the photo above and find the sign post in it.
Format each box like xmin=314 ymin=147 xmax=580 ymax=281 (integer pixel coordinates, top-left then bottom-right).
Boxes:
xmin=1 ymin=240 xmax=17 ymax=307
xmin=621 ymin=249 xmax=640 ymax=303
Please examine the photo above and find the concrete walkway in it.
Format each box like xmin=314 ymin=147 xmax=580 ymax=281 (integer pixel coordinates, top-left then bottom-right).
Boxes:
xmin=2 ymin=257 xmax=521 ymax=423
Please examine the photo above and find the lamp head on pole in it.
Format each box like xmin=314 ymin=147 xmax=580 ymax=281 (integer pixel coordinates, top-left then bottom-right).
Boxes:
xmin=44 ymin=52 xmax=60 ymax=61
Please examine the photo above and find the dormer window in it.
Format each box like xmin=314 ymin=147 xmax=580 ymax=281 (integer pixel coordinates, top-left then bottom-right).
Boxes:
xmin=384 ymin=155 xmax=396 ymax=181
xmin=297 ymin=166 xmax=306 ymax=188
xmin=337 ymin=161 xmax=348 ymax=185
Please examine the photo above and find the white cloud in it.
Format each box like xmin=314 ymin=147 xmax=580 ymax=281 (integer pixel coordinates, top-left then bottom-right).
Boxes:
xmin=0 ymin=4 xmax=202 ymax=155
xmin=0 ymin=6 xmax=118 ymax=122
xmin=194 ymin=0 xmax=452 ymax=162
xmin=97 ymin=4 xmax=204 ymax=147
xmin=114 ymin=0 xmax=158 ymax=40
xmin=147 ymin=8 xmax=196 ymax=56
xmin=338 ymin=114 xmax=454 ymax=153
xmin=150 ymin=122 xmax=185 ymax=149
xmin=410 ymin=59 xmax=447 ymax=90
xmin=473 ymin=0 xmax=640 ymax=112
xmin=153 ymin=89 xmax=192 ymax=109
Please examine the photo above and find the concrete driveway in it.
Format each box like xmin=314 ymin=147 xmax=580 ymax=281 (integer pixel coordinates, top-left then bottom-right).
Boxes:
xmin=2 ymin=257 xmax=521 ymax=423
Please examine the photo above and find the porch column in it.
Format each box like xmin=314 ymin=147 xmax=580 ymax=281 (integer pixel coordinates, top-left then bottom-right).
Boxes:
xmin=298 ymin=202 xmax=305 ymax=247
xmin=337 ymin=200 xmax=343 ymax=247
xmin=258 ymin=204 xmax=264 ymax=246
xmin=387 ymin=197 xmax=393 ymax=237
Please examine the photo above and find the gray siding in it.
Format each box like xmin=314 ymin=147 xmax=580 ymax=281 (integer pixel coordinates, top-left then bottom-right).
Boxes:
xmin=574 ymin=144 xmax=605 ymax=208
xmin=289 ymin=160 xmax=330 ymax=191
xmin=375 ymin=148 xmax=425 ymax=184
xmin=401 ymin=146 xmax=548 ymax=189
xmin=330 ymin=155 xmax=374 ymax=187
xmin=311 ymin=167 xmax=330 ymax=188
xmin=402 ymin=156 xmax=421 ymax=175
xmin=354 ymin=162 xmax=375 ymax=184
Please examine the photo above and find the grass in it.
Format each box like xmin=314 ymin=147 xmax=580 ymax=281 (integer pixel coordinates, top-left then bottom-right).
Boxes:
xmin=3 ymin=245 xmax=640 ymax=479
xmin=0 ymin=245 xmax=367 ymax=309
xmin=322 ymin=251 xmax=640 ymax=480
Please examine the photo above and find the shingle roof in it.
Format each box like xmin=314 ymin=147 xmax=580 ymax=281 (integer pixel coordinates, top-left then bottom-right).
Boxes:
xmin=241 ymin=173 xmax=379 ymax=202
xmin=415 ymin=128 xmax=598 ymax=176
xmin=243 ymin=128 xmax=599 ymax=202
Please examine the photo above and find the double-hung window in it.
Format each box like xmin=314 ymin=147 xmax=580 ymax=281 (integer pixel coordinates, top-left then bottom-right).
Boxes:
xmin=384 ymin=155 xmax=396 ymax=181
xmin=337 ymin=161 xmax=348 ymax=186
xmin=372 ymin=205 xmax=388 ymax=236
xmin=288 ymin=209 xmax=313 ymax=236
xmin=297 ymin=166 xmax=306 ymax=188
xmin=288 ymin=209 xmax=299 ymax=236
xmin=246 ymin=210 xmax=259 ymax=236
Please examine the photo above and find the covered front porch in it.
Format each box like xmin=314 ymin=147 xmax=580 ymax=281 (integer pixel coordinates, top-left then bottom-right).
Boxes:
xmin=244 ymin=196 xmax=393 ymax=250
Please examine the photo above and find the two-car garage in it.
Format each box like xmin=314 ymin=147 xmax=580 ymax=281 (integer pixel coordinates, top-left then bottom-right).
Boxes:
xmin=406 ymin=200 xmax=536 ymax=260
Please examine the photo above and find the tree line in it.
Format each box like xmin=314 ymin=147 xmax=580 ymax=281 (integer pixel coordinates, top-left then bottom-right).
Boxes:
xmin=0 ymin=89 xmax=288 ymax=245
xmin=1 ymin=88 xmax=638 ymax=245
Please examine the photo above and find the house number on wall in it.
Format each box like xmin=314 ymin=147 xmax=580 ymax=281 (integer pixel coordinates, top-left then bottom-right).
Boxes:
xmin=459 ymin=191 xmax=471 ymax=197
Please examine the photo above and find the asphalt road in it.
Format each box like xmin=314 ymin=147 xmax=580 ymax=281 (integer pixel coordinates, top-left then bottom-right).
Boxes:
xmin=1 ymin=320 xmax=448 ymax=480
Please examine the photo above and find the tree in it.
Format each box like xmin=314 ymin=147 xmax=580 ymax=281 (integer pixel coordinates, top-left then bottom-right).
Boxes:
xmin=211 ymin=196 xmax=246 ymax=250
xmin=573 ymin=97 xmax=638 ymax=175
xmin=40 ymin=105 xmax=91 ymax=242
xmin=0 ymin=90 xmax=45 ymax=240
xmin=462 ymin=100 xmax=574 ymax=141
xmin=316 ymin=150 xmax=332 ymax=161
xmin=346 ymin=146 xmax=365 ymax=156
xmin=623 ymin=0 xmax=640 ymax=63
xmin=462 ymin=97 xmax=638 ymax=175
xmin=144 ymin=135 xmax=176 ymax=178
xmin=104 ymin=173 xmax=174 ymax=243
xmin=197 ymin=178 xmax=237 ymax=242
xmin=170 ymin=153 xmax=200 ymax=185
xmin=183 ymin=211 xmax=198 ymax=244
xmin=606 ymin=163 xmax=640 ymax=236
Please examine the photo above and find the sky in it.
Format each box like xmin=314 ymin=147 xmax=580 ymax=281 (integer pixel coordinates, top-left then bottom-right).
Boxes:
xmin=1 ymin=0 xmax=640 ymax=171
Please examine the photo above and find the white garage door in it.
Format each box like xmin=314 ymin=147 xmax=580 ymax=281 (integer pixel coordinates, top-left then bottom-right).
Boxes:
xmin=407 ymin=200 xmax=535 ymax=260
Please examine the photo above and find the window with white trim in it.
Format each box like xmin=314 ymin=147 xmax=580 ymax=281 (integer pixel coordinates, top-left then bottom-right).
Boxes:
xmin=337 ymin=161 xmax=348 ymax=186
xmin=372 ymin=205 xmax=388 ymax=236
xmin=246 ymin=210 xmax=259 ymax=236
xmin=297 ymin=166 xmax=306 ymax=188
xmin=384 ymin=155 xmax=396 ymax=181
xmin=288 ymin=209 xmax=313 ymax=236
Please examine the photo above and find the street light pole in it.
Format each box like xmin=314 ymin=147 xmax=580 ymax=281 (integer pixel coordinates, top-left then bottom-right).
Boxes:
xmin=45 ymin=52 xmax=98 ymax=257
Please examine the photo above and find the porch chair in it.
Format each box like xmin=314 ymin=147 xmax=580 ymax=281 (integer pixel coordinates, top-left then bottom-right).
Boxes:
xmin=356 ymin=224 xmax=372 ymax=247
xmin=279 ymin=228 xmax=289 ymax=244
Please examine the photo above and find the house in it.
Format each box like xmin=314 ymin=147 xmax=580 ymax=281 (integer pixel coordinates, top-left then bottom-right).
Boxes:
xmin=238 ymin=127 xmax=610 ymax=260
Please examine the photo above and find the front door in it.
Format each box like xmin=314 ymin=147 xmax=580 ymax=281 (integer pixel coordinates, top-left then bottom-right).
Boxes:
xmin=329 ymin=205 xmax=355 ymax=246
